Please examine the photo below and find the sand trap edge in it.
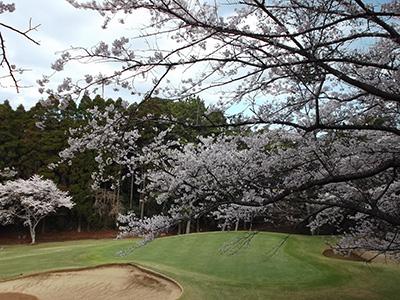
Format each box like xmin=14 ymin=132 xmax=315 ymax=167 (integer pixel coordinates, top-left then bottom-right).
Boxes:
xmin=131 ymin=262 xmax=184 ymax=297
xmin=0 ymin=263 xmax=183 ymax=299
xmin=0 ymin=292 xmax=39 ymax=300
xmin=322 ymin=248 xmax=367 ymax=262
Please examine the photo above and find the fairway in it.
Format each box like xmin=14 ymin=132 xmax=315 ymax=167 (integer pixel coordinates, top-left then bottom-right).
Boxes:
xmin=1 ymin=232 xmax=400 ymax=300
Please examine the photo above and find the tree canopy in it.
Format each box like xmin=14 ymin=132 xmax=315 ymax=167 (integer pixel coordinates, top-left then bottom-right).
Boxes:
xmin=0 ymin=175 xmax=74 ymax=244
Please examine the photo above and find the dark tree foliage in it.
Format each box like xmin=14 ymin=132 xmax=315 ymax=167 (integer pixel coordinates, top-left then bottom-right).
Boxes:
xmin=0 ymin=95 xmax=226 ymax=232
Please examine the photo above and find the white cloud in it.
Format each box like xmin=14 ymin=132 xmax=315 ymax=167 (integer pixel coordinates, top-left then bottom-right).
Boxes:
xmin=0 ymin=0 xmax=151 ymax=108
xmin=0 ymin=0 xmax=242 ymax=112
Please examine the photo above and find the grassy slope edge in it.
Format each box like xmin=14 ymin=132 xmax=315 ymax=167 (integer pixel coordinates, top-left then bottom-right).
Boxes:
xmin=0 ymin=232 xmax=399 ymax=300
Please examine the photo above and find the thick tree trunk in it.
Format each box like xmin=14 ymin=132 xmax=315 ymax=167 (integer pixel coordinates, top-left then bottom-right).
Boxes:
xmin=116 ymin=182 xmax=121 ymax=215
xmin=77 ymin=214 xmax=82 ymax=233
xmin=30 ymin=230 xmax=36 ymax=244
xmin=41 ymin=218 xmax=46 ymax=234
xmin=177 ymin=222 xmax=181 ymax=235
xmin=29 ymin=223 xmax=38 ymax=244
xmin=235 ymin=218 xmax=239 ymax=231
xmin=129 ymin=175 xmax=134 ymax=209
xmin=221 ymin=222 xmax=227 ymax=232
xmin=139 ymin=199 xmax=145 ymax=220
xmin=139 ymin=176 xmax=146 ymax=220
xmin=185 ymin=219 xmax=191 ymax=234
xmin=196 ymin=218 xmax=200 ymax=232
xmin=249 ymin=215 xmax=254 ymax=231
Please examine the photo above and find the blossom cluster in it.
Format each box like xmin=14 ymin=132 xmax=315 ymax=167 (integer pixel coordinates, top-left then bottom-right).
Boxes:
xmin=0 ymin=1 xmax=14 ymax=14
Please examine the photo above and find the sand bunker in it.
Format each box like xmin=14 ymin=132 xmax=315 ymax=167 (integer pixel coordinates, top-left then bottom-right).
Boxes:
xmin=323 ymin=248 xmax=366 ymax=262
xmin=0 ymin=264 xmax=182 ymax=300
xmin=323 ymin=248 xmax=397 ymax=263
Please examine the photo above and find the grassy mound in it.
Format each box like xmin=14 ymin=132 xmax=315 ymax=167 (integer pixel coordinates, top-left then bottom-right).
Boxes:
xmin=1 ymin=232 xmax=399 ymax=299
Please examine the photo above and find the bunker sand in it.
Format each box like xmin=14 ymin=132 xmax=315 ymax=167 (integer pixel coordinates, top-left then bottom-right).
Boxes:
xmin=0 ymin=264 xmax=182 ymax=300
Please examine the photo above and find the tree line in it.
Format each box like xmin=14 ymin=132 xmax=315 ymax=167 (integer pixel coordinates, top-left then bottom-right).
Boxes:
xmin=0 ymin=95 xmax=227 ymax=234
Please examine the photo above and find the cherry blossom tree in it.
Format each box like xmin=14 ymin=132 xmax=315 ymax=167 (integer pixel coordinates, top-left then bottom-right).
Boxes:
xmin=135 ymin=129 xmax=400 ymax=258
xmin=0 ymin=1 xmax=40 ymax=92
xmin=48 ymin=0 xmax=399 ymax=110
xmin=0 ymin=175 xmax=74 ymax=244
xmin=47 ymin=0 xmax=399 ymax=257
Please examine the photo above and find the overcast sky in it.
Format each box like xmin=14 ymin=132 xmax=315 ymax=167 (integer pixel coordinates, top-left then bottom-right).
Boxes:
xmin=0 ymin=0 xmax=152 ymax=109
xmin=0 ymin=0 xmax=387 ymax=111
xmin=1 ymin=0 xmax=231 ymax=111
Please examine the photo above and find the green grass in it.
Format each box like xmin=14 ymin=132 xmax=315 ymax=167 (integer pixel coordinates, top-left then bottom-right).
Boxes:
xmin=1 ymin=232 xmax=400 ymax=299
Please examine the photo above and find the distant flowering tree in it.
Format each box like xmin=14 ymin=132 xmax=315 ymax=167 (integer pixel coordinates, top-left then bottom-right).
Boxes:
xmin=0 ymin=175 xmax=74 ymax=244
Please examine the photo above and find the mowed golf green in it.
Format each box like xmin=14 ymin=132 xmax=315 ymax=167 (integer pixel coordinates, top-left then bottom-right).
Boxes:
xmin=0 ymin=232 xmax=399 ymax=300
